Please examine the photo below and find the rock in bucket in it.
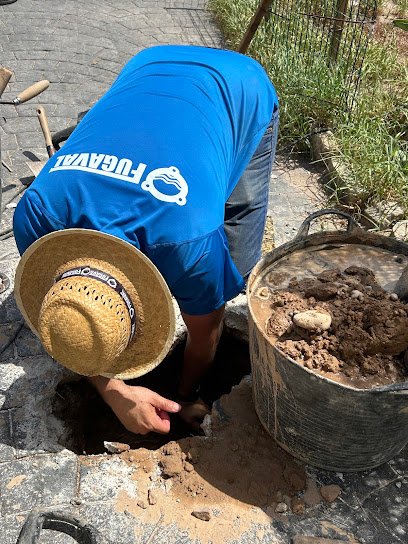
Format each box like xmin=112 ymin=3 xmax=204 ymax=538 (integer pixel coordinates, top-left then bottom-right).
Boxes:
xmin=293 ymin=310 xmax=331 ymax=331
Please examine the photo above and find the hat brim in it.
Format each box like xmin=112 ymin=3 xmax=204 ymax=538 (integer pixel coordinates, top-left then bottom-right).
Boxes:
xmin=14 ymin=229 xmax=176 ymax=380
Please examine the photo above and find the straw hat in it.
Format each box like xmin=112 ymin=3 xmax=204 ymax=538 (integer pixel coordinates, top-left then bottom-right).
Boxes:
xmin=14 ymin=229 xmax=176 ymax=380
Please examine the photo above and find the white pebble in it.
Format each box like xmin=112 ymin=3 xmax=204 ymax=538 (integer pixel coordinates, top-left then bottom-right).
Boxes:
xmin=390 ymin=293 xmax=399 ymax=301
xmin=351 ymin=290 xmax=364 ymax=299
xmin=275 ymin=502 xmax=288 ymax=513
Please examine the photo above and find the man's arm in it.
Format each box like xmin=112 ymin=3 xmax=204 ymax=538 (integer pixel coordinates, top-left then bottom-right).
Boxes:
xmin=178 ymin=306 xmax=225 ymax=398
xmin=88 ymin=376 xmax=181 ymax=435
xmin=87 ymin=306 xmax=224 ymax=435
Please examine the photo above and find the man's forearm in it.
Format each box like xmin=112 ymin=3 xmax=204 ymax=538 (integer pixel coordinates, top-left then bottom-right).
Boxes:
xmin=179 ymin=307 xmax=224 ymax=397
xmin=87 ymin=375 xmax=127 ymax=402
xmin=179 ymin=335 xmax=218 ymax=397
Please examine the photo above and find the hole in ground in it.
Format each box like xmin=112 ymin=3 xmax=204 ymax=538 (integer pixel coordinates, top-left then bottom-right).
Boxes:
xmin=52 ymin=330 xmax=250 ymax=455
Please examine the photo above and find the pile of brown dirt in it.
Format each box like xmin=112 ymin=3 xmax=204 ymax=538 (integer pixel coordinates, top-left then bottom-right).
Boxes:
xmin=264 ymin=266 xmax=408 ymax=388
xmin=112 ymin=379 xmax=330 ymax=543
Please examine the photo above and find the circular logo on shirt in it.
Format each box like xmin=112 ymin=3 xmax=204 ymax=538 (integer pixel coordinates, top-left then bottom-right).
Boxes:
xmin=141 ymin=166 xmax=188 ymax=206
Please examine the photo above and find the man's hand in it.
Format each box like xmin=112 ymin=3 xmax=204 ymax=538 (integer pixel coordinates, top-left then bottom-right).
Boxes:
xmin=179 ymin=398 xmax=210 ymax=432
xmin=88 ymin=377 xmax=181 ymax=435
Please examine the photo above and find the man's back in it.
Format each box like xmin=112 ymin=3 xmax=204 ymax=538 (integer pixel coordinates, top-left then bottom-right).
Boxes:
xmin=14 ymin=45 xmax=277 ymax=314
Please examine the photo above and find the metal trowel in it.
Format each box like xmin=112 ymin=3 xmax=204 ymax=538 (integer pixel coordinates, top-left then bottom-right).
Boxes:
xmin=26 ymin=105 xmax=57 ymax=177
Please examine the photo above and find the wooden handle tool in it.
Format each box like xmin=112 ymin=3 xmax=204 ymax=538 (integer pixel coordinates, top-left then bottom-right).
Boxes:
xmin=17 ymin=80 xmax=49 ymax=104
xmin=0 ymin=79 xmax=49 ymax=105
xmin=0 ymin=67 xmax=13 ymax=98
xmin=37 ymin=106 xmax=56 ymax=157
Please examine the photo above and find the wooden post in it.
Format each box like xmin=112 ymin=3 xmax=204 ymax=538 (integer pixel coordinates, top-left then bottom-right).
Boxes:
xmin=328 ymin=0 xmax=349 ymax=65
xmin=238 ymin=0 xmax=274 ymax=54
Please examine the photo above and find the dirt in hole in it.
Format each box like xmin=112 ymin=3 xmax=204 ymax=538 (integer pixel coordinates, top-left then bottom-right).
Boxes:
xmin=52 ymin=331 xmax=251 ymax=454
xmin=254 ymin=266 xmax=408 ymax=388
xmin=102 ymin=378 xmax=331 ymax=543
xmin=53 ymin=333 xmax=335 ymax=542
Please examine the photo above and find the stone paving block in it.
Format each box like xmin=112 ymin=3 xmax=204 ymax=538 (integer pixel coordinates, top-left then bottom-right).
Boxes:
xmin=14 ymin=69 xmax=62 ymax=85
xmin=1 ymin=513 xmax=26 ymax=544
xmin=0 ymin=363 xmax=26 ymax=410
xmin=0 ymin=133 xmax=19 ymax=151
xmin=14 ymin=326 xmax=45 ymax=358
xmin=0 ymin=341 xmax=15 ymax=363
xmin=78 ymin=455 xmax=138 ymax=502
xmin=0 ymin=409 xmax=15 ymax=462
xmin=16 ymin=131 xmax=46 ymax=150
xmin=77 ymin=500 xmax=192 ymax=544
xmin=0 ymin=322 xmax=22 ymax=362
xmin=1 ymin=117 xmax=40 ymax=135
xmin=0 ymin=452 xmax=77 ymax=516
xmin=0 ymin=259 xmax=19 ymax=311
xmin=11 ymin=407 xmax=67 ymax=457
xmin=2 ymin=60 xmax=36 ymax=74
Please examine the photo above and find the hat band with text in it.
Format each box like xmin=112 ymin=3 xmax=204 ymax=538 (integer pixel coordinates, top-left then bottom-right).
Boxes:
xmin=55 ymin=266 xmax=136 ymax=343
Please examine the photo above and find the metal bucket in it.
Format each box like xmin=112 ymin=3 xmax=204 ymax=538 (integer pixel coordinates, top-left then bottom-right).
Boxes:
xmin=248 ymin=210 xmax=408 ymax=471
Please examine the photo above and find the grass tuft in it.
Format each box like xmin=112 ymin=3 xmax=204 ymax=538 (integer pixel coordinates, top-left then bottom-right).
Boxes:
xmin=209 ymin=0 xmax=408 ymax=216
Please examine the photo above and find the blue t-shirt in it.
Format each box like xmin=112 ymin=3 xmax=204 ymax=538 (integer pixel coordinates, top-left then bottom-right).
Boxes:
xmin=14 ymin=45 xmax=278 ymax=315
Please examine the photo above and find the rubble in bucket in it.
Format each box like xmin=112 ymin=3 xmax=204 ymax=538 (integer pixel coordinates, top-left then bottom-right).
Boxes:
xmin=255 ymin=266 xmax=408 ymax=389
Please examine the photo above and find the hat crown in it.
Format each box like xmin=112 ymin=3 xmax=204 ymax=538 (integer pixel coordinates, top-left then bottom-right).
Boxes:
xmin=14 ymin=229 xmax=175 ymax=380
xmin=38 ymin=258 xmax=135 ymax=376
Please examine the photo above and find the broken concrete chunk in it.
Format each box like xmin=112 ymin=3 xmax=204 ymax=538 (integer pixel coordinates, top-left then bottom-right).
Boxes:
xmin=319 ymin=484 xmax=341 ymax=502
xmin=293 ymin=310 xmax=331 ymax=331
xmin=191 ymin=510 xmax=211 ymax=521
xmin=103 ymin=441 xmax=130 ymax=454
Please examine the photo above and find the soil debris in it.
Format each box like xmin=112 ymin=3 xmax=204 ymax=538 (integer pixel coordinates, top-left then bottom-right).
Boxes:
xmin=261 ymin=267 xmax=408 ymax=388
xmin=291 ymin=497 xmax=306 ymax=516
xmin=114 ymin=379 xmax=325 ymax=543
xmin=320 ymin=484 xmax=341 ymax=503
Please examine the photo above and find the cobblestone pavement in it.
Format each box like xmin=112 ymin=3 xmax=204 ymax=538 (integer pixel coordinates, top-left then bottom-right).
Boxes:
xmin=1 ymin=1 xmax=407 ymax=544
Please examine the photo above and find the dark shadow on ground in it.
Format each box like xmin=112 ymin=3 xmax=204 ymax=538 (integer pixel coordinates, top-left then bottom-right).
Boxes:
xmin=52 ymin=331 xmax=251 ymax=454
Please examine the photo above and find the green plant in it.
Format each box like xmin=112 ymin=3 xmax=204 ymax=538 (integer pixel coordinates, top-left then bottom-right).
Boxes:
xmin=393 ymin=19 xmax=408 ymax=30
xmin=209 ymin=0 xmax=408 ymax=214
